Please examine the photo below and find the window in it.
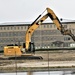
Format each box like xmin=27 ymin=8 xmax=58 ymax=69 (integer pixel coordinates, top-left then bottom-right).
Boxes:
xmin=21 ymin=26 xmax=23 ymax=29
xmin=64 ymin=25 xmax=67 ymax=28
xmin=47 ymin=25 xmax=49 ymax=28
xmin=17 ymin=26 xmax=20 ymax=30
xmin=54 ymin=24 xmax=56 ymax=28
xmin=64 ymin=37 xmax=71 ymax=41
xmin=10 ymin=26 xmax=13 ymax=30
xmin=3 ymin=27 xmax=6 ymax=30
xmin=0 ymin=27 xmax=2 ymax=30
xmin=44 ymin=25 xmax=46 ymax=28
xmin=24 ymin=26 xmax=26 ymax=29
xmin=50 ymin=24 xmax=52 ymax=28
xmin=7 ymin=27 xmax=9 ymax=30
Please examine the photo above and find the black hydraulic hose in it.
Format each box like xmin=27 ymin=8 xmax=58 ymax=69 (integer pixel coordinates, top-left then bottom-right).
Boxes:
xmin=31 ymin=9 xmax=46 ymax=26
xmin=31 ymin=15 xmax=41 ymax=26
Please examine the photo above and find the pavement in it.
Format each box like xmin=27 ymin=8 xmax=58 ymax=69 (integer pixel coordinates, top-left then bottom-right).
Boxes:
xmin=1 ymin=61 xmax=75 ymax=68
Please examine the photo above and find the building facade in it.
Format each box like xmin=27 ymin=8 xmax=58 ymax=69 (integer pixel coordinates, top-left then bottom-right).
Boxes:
xmin=0 ymin=22 xmax=75 ymax=51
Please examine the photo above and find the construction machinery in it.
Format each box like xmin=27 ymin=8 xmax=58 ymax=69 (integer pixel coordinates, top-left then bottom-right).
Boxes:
xmin=4 ymin=7 xmax=75 ymax=57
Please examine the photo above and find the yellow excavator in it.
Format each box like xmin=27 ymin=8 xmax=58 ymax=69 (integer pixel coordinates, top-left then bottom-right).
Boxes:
xmin=4 ymin=7 xmax=75 ymax=57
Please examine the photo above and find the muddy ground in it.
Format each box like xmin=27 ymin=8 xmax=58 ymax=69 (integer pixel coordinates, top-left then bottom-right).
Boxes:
xmin=0 ymin=50 xmax=75 ymax=72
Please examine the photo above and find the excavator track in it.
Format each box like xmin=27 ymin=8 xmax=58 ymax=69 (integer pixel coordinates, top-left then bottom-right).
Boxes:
xmin=0 ymin=56 xmax=43 ymax=60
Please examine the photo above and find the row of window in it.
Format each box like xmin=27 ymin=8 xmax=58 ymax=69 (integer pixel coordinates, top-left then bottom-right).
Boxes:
xmin=33 ymin=30 xmax=61 ymax=36
xmin=0 ymin=30 xmax=64 ymax=37
xmin=0 ymin=37 xmax=25 ymax=43
xmin=39 ymin=24 xmax=67 ymax=29
xmin=32 ymin=36 xmax=71 ymax=41
xmin=0 ymin=24 xmax=68 ymax=31
xmin=0 ymin=26 xmax=28 ymax=30
xmin=0 ymin=42 xmax=72 ymax=51
xmin=0 ymin=31 xmax=26 ymax=37
xmin=0 ymin=36 xmax=71 ymax=43
xmin=34 ymin=42 xmax=71 ymax=49
xmin=0 ymin=25 xmax=55 ymax=31
xmin=43 ymin=24 xmax=56 ymax=28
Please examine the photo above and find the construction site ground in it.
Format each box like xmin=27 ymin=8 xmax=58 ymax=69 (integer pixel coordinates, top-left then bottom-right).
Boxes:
xmin=0 ymin=50 xmax=75 ymax=72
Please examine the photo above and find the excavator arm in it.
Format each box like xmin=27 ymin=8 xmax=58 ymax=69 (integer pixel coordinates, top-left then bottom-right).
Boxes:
xmin=47 ymin=8 xmax=62 ymax=30
xmin=46 ymin=8 xmax=75 ymax=41
xmin=25 ymin=8 xmax=75 ymax=51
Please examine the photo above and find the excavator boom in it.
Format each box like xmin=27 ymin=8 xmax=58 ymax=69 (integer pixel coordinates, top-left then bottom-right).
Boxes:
xmin=25 ymin=7 xmax=75 ymax=51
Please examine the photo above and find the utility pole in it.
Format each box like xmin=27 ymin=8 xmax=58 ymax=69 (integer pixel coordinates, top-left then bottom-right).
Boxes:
xmin=27 ymin=71 xmax=33 ymax=75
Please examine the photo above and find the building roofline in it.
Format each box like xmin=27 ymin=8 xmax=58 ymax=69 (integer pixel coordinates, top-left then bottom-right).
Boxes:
xmin=0 ymin=21 xmax=75 ymax=26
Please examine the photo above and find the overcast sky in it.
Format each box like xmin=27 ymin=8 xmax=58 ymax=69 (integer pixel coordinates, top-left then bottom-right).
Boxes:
xmin=0 ymin=0 xmax=75 ymax=24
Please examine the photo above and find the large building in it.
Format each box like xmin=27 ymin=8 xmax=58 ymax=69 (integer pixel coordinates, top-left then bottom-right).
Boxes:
xmin=0 ymin=22 xmax=75 ymax=51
